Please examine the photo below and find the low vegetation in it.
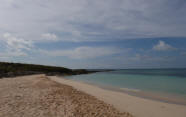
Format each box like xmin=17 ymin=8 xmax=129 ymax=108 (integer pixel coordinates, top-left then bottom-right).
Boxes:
xmin=0 ymin=62 xmax=93 ymax=78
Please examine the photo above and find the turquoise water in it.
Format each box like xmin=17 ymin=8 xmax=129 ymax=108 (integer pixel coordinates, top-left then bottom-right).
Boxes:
xmin=65 ymin=69 xmax=186 ymax=99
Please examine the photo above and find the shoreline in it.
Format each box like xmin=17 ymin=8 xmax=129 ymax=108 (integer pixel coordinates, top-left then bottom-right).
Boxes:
xmin=99 ymin=85 xmax=186 ymax=106
xmin=63 ymin=76 xmax=186 ymax=106
xmin=49 ymin=76 xmax=186 ymax=117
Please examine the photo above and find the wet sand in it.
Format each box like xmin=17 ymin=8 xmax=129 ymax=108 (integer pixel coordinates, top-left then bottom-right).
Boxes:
xmin=0 ymin=75 xmax=132 ymax=117
xmin=49 ymin=76 xmax=186 ymax=117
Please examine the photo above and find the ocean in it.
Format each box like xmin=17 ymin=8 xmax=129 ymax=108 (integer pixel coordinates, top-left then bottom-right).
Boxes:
xmin=65 ymin=69 xmax=186 ymax=103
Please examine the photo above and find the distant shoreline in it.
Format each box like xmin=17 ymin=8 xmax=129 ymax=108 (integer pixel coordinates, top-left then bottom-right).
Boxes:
xmin=0 ymin=61 xmax=101 ymax=78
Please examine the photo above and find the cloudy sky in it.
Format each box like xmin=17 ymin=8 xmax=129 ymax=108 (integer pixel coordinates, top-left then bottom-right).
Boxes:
xmin=0 ymin=0 xmax=186 ymax=69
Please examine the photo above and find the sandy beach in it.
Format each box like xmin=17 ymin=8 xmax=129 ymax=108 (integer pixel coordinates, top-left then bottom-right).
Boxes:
xmin=49 ymin=76 xmax=186 ymax=117
xmin=0 ymin=75 xmax=132 ymax=117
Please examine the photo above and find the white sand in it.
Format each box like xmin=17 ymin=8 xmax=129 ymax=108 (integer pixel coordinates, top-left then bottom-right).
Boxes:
xmin=49 ymin=76 xmax=186 ymax=117
xmin=0 ymin=74 xmax=131 ymax=117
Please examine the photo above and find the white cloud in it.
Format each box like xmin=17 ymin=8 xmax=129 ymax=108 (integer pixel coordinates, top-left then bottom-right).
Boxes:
xmin=0 ymin=0 xmax=185 ymax=43
xmin=3 ymin=33 xmax=33 ymax=50
xmin=153 ymin=40 xmax=176 ymax=51
xmin=41 ymin=33 xmax=58 ymax=41
xmin=40 ymin=46 xmax=121 ymax=59
xmin=1 ymin=33 xmax=33 ymax=57
xmin=0 ymin=50 xmax=27 ymax=57
xmin=0 ymin=0 xmax=185 ymax=68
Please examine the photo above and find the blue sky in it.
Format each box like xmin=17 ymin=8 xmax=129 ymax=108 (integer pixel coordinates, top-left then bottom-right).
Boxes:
xmin=0 ymin=0 xmax=186 ymax=69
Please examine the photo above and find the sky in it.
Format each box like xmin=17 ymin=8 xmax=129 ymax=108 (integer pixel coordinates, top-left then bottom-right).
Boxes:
xmin=0 ymin=0 xmax=186 ymax=69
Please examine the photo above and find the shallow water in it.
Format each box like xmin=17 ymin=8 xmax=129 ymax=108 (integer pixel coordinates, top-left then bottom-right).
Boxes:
xmin=65 ymin=69 xmax=186 ymax=102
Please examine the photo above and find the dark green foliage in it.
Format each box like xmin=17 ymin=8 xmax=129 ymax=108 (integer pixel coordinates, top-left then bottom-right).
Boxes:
xmin=0 ymin=62 xmax=94 ymax=78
